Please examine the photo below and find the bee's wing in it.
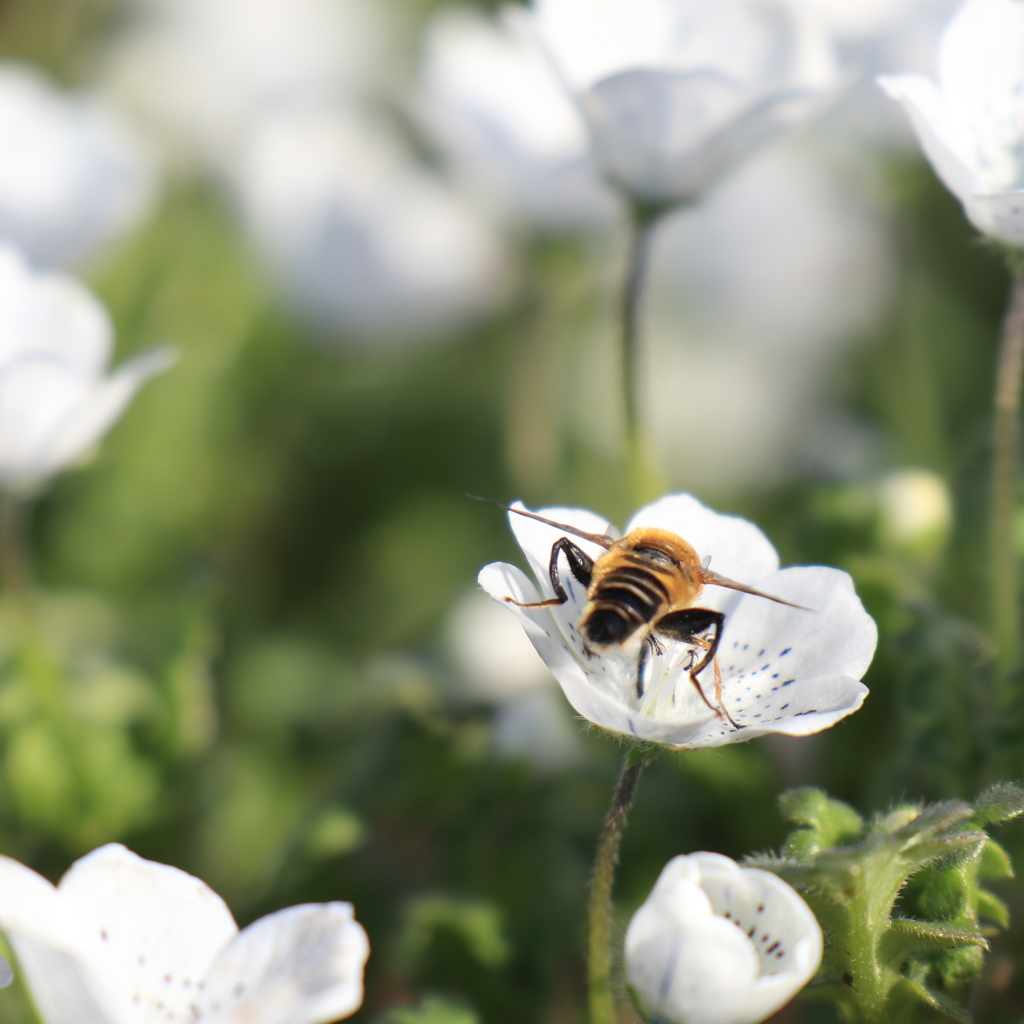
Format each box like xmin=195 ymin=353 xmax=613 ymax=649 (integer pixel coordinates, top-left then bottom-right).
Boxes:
xmin=698 ymin=568 xmax=812 ymax=612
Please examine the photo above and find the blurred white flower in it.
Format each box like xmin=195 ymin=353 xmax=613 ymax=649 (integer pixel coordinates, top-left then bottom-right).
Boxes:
xmin=641 ymin=144 xmax=892 ymax=492
xmin=0 ymin=63 xmax=155 ymax=269
xmin=530 ymin=0 xmax=838 ymax=208
xmin=0 ymin=842 xmax=368 ymax=1024
xmin=879 ymin=0 xmax=1024 ymax=248
xmin=876 ymin=467 xmax=953 ymax=553
xmin=106 ymin=0 xmax=388 ymax=170
xmin=232 ymin=106 xmax=510 ymax=345
xmin=417 ymin=5 xmax=617 ymax=232
xmin=447 ymin=590 xmax=584 ymax=769
xmin=0 ymin=245 xmax=173 ymax=491
xmin=478 ymin=494 xmax=875 ymax=749
xmin=625 ymin=852 xmax=822 ymax=1024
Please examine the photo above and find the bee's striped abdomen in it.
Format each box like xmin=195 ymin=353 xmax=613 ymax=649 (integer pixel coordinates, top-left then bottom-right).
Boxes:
xmin=581 ymin=565 xmax=669 ymax=646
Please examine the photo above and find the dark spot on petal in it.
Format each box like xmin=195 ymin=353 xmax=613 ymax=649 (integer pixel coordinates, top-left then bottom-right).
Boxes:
xmin=782 ymin=679 xmax=795 ymax=686
xmin=100 ymin=929 xmax=108 ymax=941
xmin=139 ymin=956 xmax=146 ymax=967
xmin=767 ymin=941 xmax=781 ymax=953
xmin=164 ymin=974 xmax=172 ymax=983
xmin=234 ymin=983 xmax=245 ymax=998
xmin=757 ymin=905 xmax=764 ymax=913
xmin=747 ymin=926 xmax=756 ymax=937
xmin=780 ymin=648 xmax=791 ymax=656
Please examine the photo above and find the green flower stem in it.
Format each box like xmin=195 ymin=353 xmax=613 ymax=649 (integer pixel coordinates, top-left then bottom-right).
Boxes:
xmin=0 ymin=494 xmax=32 ymax=619
xmin=588 ymin=747 xmax=647 ymax=1024
xmin=991 ymin=263 xmax=1024 ymax=687
xmin=619 ymin=206 xmax=664 ymax=506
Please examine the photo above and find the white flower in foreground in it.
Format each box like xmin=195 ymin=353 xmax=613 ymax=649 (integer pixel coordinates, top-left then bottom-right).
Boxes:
xmin=879 ymin=0 xmax=1024 ymax=247
xmin=530 ymin=0 xmax=838 ymax=208
xmin=478 ymin=494 xmax=875 ymax=748
xmin=626 ymin=852 xmax=822 ymax=1024
xmin=0 ymin=245 xmax=172 ymax=491
xmin=0 ymin=843 xmax=368 ymax=1024
xmin=417 ymin=6 xmax=616 ymax=232
xmin=232 ymin=106 xmax=509 ymax=345
xmin=0 ymin=63 xmax=154 ymax=268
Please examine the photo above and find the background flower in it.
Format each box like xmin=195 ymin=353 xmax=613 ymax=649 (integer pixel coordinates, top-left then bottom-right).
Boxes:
xmin=529 ymin=0 xmax=838 ymax=207
xmin=0 ymin=245 xmax=172 ymax=491
xmin=879 ymin=0 xmax=1024 ymax=247
xmin=0 ymin=63 xmax=155 ymax=269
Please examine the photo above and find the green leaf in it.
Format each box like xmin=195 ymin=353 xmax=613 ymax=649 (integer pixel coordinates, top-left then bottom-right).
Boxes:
xmin=778 ymin=788 xmax=863 ymax=858
xmin=882 ymin=919 xmax=987 ymax=961
xmin=978 ymin=838 xmax=1014 ymax=880
xmin=975 ymin=890 xmax=1010 ymax=929
xmin=971 ymin=783 xmax=1024 ymax=824
xmin=891 ymin=976 xmax=973 ymax=1023
xmin=383 ymin=997 xmax=479 ymax=1024
xmin=399 ymin=896 xmax=510 ymax=970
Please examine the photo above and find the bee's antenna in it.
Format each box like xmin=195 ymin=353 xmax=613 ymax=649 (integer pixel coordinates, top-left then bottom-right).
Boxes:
xmin=467 ymin=494 xmax=614 ymax=549
xmin=698 ymin=568 xmax=812 ymax=612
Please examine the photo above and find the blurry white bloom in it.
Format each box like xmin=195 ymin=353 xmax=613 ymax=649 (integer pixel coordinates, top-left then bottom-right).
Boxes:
xmin=447 ymin=590 xmax=584 ymax=769
xmin=625 ymin=852 xmax=822 ymax=1024
xmin=233 ymin=106 xmax=510 ymax=345
xmin=530 ymin=0 xmax=838 ymax=208
xmin=0 ymin=63 xmax=154 ymax=268
xmin=0 ymin=245 xmax=172 ymax=491
xmin=478 ymin=494 xmax=875 ymax=749
xmin=448 ymin=589 xmax=554 ymax=701
xmin=642 ymin=145 xmax=892 ymax=491
xmin=107 ymin=0 xmax=388 ymax=169
xmin=0 ymin=842 xmax=368 ymax=1024
xmin=876 ymin=468 xmax=953 ymax=552
xmin=879 ymin=0 xmax=1024 ymax=248
xmin=417 ymin=6 xmax=617 ymax=232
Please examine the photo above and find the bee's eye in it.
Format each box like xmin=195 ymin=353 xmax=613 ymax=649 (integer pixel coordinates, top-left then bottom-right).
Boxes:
xmin=632 ymin=546 xmax=677 ymax=567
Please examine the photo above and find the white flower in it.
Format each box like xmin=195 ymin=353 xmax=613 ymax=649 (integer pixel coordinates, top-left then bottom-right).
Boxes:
xmin=0 ymin=63 xmax=155 ymax=269
xmin=416 ymin=6 xmax=617 ymax=232
xmin=106 ymin=0 xmax=388 ymax=171
xmin=529 ymin=0 xmax=838 ymax=208
xmin=642 ymin=144 xmax=892 ymax=491
xmin=0 ymin=843 xmax=369 ymax=1024
xmin=477 ymin=494 xmax=875 ymax=749
xmin=879 ymin=0 xmax=1024 ymax=248
xmin=625 ymin=852 xmax=822 ymax=1024
xmin=0 ymin=245 xmax=173 ymax=491
xmin=231 ymin=105 xmax=510 ymax=346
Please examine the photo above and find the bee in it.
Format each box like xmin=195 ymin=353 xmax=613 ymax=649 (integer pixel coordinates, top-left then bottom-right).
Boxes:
xmin=472 ymin=495 xmax=809 ymax=727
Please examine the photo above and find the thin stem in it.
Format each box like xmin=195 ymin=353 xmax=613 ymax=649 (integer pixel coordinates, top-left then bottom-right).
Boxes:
xmin=588 ymin=750 xmax=646 ymax=1024
xmin=991 ymin=266 xmax=1024 ymax=688
xmin=619 ymin=210 xmax=663 ymax=505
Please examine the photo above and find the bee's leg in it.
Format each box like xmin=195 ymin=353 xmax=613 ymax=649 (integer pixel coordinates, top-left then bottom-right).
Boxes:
xmin=654 ymin=608 xmax=740 ymax=729
xmin=506 ymin=537 xmax=594 ymax=609
xmin=712 ymin=655 xmax=739 ymax=729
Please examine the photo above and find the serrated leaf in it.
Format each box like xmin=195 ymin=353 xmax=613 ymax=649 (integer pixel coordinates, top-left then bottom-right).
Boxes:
xmin=894 ymin=801 xmax=973 ymax=846
xmin=882 ymin=918 xmax=987 ymax=960
xmin=978 ymin=838 xmax=1014 ymax=880
xmin=971 ymin=783 xmax=1024 ymax=824
xmin=976 ymin=889 xmax=1010 ymax=929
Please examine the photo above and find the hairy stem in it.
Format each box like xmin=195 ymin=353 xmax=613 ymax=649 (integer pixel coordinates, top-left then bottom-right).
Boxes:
xmin=588 ymin=750 xmax=646 ymax=1024
xmin=991 ymin=265 xmax=1024 ymax=687
xmin=619 ymin=209 xmax=663 ymax=505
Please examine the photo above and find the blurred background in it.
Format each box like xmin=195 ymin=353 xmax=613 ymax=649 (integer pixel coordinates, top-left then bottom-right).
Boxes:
xmin=0 ymin=0 xmax=1022 ymax=1021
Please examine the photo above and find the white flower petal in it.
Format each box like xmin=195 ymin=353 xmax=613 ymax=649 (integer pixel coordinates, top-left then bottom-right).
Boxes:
xmin=877 ymin=73 xmax=976 ymax=198
xmin=626 ymin=853 xmax=821 ymax=1024
xmin=963 ymin=188 xmax=1024 ymax=247
xmin=56 ymin=844 xmax=239 ymax=1023
xmin=198 ymin=904 xmax=369 ymax=1024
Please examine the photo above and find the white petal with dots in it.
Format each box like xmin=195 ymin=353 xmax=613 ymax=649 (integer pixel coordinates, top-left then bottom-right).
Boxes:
xmin=478 ymin=494 xmax=874 ymax=749
xmin=0 ymin=844 xmax=369 ymax=1024
xmin=626 ymin=852 xmax=822 ymax=1024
